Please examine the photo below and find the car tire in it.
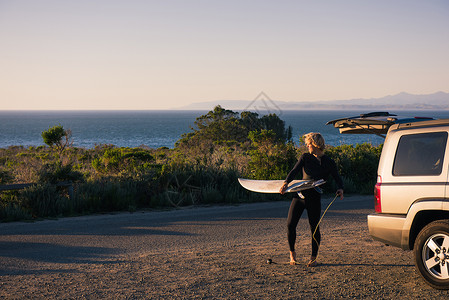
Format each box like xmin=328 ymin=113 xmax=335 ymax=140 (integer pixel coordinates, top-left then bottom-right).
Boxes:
xmin=414 ymin=220 xmax=449 ymax=289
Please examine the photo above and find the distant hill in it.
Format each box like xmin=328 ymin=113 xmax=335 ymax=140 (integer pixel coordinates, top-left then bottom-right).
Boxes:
xmin=178 ymin=91 xmax=449 ymax=111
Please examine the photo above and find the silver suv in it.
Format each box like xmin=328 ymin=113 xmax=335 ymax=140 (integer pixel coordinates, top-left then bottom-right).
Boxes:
xmin=328 ymin=113 xmax=449 ymax=289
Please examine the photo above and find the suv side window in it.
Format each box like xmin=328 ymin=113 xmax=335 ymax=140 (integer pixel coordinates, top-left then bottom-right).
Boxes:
xmin=393 ymin=132 xmax=448 ymax=176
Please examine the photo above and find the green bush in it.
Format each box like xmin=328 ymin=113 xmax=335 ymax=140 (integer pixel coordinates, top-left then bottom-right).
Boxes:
xmin=38 ymin=161 xmax=84 ymax=184
xmin=201 ymin=185 xmax=223 ymax=204
xmin=0 ymin=202 xmax=31 ymax=222
xmin=326 ymin=143 xmax=382 ymax=194
xmin=246 ymin=130 xmax=297 ymax=179
xmin=20 ymin=184 xmax=70 ymax=218
xmin=91 ymin=147 xmax=156 ymax=177
xmin=0 ymin=191 xmax=32 ymax=222
xmin=73 ymin=179 xmax=142 ymax=213
xmin=0 ymin=169 xmax=12 ymax=184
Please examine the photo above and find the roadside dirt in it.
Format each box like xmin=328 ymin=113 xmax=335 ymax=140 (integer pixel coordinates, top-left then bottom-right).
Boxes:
xmin=1 ymin=196 xmax=448 ymax=299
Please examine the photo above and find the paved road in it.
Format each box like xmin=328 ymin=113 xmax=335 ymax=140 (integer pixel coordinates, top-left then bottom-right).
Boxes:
xmin=0 ymin=196 xmax=371 ymax=267
xmin=1 ymin=195 xmax=448 ymax=299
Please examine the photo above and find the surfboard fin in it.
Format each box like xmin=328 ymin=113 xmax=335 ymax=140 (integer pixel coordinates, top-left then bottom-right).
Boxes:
xmin=314 ymin=186 xmax=323 ymax=194
xmin=312 ymin=179 xmax=326 ymax=187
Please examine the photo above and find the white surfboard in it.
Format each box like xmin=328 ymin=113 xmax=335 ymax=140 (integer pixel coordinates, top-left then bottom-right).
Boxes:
xmin=238 ymin=178 xmax=326 ymax=194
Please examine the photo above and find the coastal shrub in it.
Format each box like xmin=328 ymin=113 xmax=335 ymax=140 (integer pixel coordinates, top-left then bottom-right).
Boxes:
xmin=0 ymin=202 xmax=31 ymax=222
xmin=0 ymin=141 xmax=383 ymax=221
xmin=20 ymin=184 xmax=70 ymax=218
xmin=156 ymin=161 xmax=286 ymax=206
xmin=38 ymin=161 xmax=84 ymax=184
xmin=326 ymin=143 xmax=382 ymax=194
xmin=102 ymin=148 xmax=123 ymax=172
xmin=157 ymin=163 xmax=242 ymax=206
xmin=91 ymin=147 xmax=156 ymax=177
xmin=0 ymin=191 xmax=32 ymax=222
xmin=0 ymin=169 xmax=13 ymax=184
xmin=73 ymin=179 xmax=141 ymax=213
xmin=223 ymin=185 xmax=241 ymax=203
xmin=202 ymin=185 xmax=223 ymax=204
xmin=246 ymin=130 xmax=297 ymax=180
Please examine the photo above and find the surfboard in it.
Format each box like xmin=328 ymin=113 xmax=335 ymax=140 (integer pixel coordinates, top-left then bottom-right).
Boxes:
xmin=238 ymin=178 xmax=326 ymax=194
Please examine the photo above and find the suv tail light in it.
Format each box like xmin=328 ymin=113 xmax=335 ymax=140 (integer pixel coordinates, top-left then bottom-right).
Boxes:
xmin=374 ymin=175 xmax=382 ymax=213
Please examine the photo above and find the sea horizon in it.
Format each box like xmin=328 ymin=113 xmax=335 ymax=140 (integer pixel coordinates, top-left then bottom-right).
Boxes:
xmin=1 ymin=109 xmax=447 ymax=149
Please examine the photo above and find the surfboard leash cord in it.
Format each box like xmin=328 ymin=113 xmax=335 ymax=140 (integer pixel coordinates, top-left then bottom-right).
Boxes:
xmin=310 ymin=193 xmax=339 ymax=266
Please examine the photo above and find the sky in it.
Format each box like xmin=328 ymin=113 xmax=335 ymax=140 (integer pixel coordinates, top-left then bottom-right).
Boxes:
xmin=1 ymin=0 xmax=448 ymax=110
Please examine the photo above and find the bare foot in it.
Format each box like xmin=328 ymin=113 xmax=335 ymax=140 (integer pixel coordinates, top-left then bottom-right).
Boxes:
xmin=289 ymin=251 xmax=297 ymax=265
xmin=307 ymin=256 xmax=317 ymax=267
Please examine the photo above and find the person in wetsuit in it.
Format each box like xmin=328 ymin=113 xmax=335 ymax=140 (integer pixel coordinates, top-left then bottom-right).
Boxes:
xmin=279 ymin=132 xmax=344 ymax=267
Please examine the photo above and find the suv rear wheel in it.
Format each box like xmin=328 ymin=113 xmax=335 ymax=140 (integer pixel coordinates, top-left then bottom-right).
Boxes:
xmin=414 ymin=220 xmax=449 ymax=289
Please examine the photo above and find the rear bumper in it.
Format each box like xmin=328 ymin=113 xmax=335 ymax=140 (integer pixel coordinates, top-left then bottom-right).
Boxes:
xmin=367 ymin=214 xmax=409 ymax=250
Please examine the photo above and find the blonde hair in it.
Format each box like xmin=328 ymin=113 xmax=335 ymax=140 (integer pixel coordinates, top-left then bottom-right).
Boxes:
xmin=303 ymin=132 xmax=325 ymax=150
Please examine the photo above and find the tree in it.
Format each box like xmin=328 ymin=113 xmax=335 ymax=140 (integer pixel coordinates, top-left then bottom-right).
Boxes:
xmin=240 ymin=111 xmax=262 ymax=133
xmin=191 ymin=105 xmax=246 ymax=145
xmin=260 ymin=114 xmax=292 ymax=142
xmin=41 ymin=125 xmax=72 ymax=153
xmin=177 ymin=106 xmax=292 ymax=148
xmin=174 ymin=106 xmax=294 ymax=169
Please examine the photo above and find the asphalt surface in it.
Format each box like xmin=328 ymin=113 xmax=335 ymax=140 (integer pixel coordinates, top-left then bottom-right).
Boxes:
xmin=1 ymin=195 xmax=448 ymax=299
xmin=0 ymin=196 xmax=371 ymax=270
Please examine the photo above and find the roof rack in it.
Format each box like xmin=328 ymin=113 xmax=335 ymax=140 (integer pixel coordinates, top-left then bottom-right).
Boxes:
xmin=326 ymin=112 xmax=435 ymax=138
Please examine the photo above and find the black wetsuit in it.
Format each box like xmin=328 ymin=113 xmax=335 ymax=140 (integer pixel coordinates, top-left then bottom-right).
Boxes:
xmin=284 ymin=153 xmax=343 ymax=257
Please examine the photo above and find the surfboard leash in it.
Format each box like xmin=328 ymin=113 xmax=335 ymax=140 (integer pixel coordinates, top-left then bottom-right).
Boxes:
xmin=309 ymin=193 xmax=339 ymax=266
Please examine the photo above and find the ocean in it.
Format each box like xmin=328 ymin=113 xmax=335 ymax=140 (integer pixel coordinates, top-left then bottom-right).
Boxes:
xmin=1 ymin=110 xmax=448 ymax=149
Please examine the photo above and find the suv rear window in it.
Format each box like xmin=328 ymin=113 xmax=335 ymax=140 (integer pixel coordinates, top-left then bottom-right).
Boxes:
xmin=393 ymin=132 xmax=447 ymax=176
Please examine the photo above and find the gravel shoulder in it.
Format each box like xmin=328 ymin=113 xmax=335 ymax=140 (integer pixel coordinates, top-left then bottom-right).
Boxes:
xmin=1 ymin=195 xmax=448 ymax=299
